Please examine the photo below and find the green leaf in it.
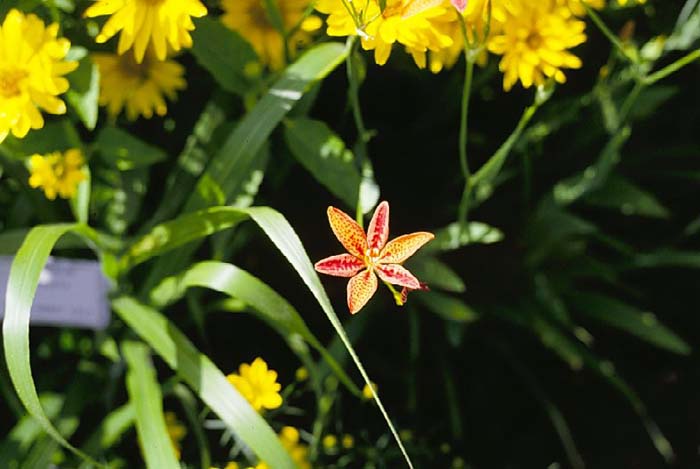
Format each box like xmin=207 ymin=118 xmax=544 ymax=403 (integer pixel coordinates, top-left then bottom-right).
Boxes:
xmin=424 ymin=221 xmax=504 ymax=252
xmin=150 ymin=261 xmax=360 ymax=395
xmin=95 ymin=126 xmax=167 ymax=171
xmin=78 ymin=404 xmax=134 ymax=465
xmin=190 ymin=17 xmax=259 ymax=96
xmin=414 ymin=291 xmax=478 ymax=322
xmin=0 ymin=393 xmax=63 ymax=464
xmin=93 ymin=166 xmax=149 ymax=236
xmin=122 ymin=341 xmax=180 ymax=469
xmin=553 ymin=127 xmax=631 ymax=205
xmin=284 ymin=118 xmax=363 ymax=211
xmin=583 ymin=175 xmax=670 ymax=218
xmin=70 ymin=165 xmax=91 ymax=224
xmin=66 ymin=49 xmax=100 ymax=130
xmin=3 ymin=120 xmax=81 ymax=156
xmin=408 ymin=256 xmax=465 ymax=293
xmin=149 ymin=99 xmax=227 ymax=227
xmin=120 ymin=207 xmax=248 ymax=271
xmin=1 ymin=224 xmax=101 ymax=466
xmin=632 ymin=249 xmax=700 ymax=269
xmin=570 ymin=292 xmax=690 ymax=355
xmin=112 ymin=297 xmax=297 ymax=468
xmin=185 ymin=42 xmax=349 ymax=212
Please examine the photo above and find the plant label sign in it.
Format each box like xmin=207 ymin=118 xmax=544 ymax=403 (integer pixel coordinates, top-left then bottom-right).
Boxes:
xmin=0 ymin=257 xmax=110 ymax=330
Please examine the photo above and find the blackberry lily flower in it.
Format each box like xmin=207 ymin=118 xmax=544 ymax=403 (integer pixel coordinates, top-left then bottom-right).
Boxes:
xmin=315 ymin=201 xmax=434 ymax=314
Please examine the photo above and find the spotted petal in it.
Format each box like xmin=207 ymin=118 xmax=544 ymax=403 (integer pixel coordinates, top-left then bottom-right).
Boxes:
xmin=375 ymin=264 xmax=421 ymax=290
xmin=347 ymin=269 xmax=377 ymax=314
xmin=327 ymin=206 xmax=367 ymax=258
xmin=367 ymin=201 xmax=390 ymax=251
xmin=315 ymin=254 xmax=365 ymax=278
xmin=378 ymin=232 xmax=435 ymax=264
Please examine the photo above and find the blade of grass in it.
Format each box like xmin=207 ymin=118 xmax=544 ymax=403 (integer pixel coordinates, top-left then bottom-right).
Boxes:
xmin=122 ymin=341 xmax=180 ymax=469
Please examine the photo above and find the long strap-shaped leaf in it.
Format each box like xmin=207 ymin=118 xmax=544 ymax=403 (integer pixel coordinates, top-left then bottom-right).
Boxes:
xmin=2 ymin=224 xmax=102 ymax=467
xmin=112 ymin=297 xmax=297 ymax=468
xmin=124 ymin=206 xmax=415 ymax=467
xmin=122 ymin=341 xmax=181 ymax=468
xmin=151 ymin=260 xmax=361 ymax=396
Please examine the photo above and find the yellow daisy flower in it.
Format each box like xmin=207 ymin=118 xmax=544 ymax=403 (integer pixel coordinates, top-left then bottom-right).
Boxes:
xmin=558 ymin=0 xmax=606 ymax=17
xmin=0 ymin=9 xmax=77 ymax=143
xmin=255 ymin=426 xmax=311 ymax=469
xmin=84 ymin=0 xmax=208 ymax=63
xmin=417 ymin=0 xmax=490 ymax=73
xmin=165 ymin=411 xmax=187 ymax=460
xmin=488 ymin=0 xmax=586 ymax=91
xmin=226 ymin=357 xmax=283 ymax=412
xmin=28 ymin=149 xmax=86 ymax=200
xmin=316 ymin=0 xmax=452 ymax=66
xmin=221 ymin=0 xmax=322 ymax=70
xmin=92 ymin=52 xmax=186 ymax=121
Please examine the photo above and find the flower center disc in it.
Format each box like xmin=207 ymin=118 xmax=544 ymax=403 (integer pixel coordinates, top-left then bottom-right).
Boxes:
xmin=0 ymin=68 xmax=28 ymax=98
xmin=526 ymin=31 xmax=543 ymax=49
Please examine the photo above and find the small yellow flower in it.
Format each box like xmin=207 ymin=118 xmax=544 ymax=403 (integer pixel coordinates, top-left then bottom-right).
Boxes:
xmin=92 ymin=52 xmax=186 ymax=121
xmin=362 ymin=381 xmax=377 ymax=400
xmin=227 ymin=357 xmax=283 ymax=412
xmin=28 ymin=149 xmax=86 ymax=200
xmin=221 ymin=0 xmax=321 ymax=70
xmin=255 ymin=426 xmax=311 ymax=469
xmin=322 ymin=434 xmax=337 ymax=450
xmin=617 ymin=0 xmax=645 ymax=6
xmin=488 ymin=0 xmax=586 ymax=91
xmin=224 ymin=463 xmax=240 ymax=469
xmin=84 ymin=0 xmax=208 ymax=63
xmin=341 ymin=434 xmax=355 ymax=449
xmin=0 ymin=9 xmax=78 ymax=143
xmin=316 ymin=0 xmax=452 ymax=66
xmin=295 ymin=366 xmax=309 ymax=381
xmin=165 ymin=411 xmax=187 ymax=460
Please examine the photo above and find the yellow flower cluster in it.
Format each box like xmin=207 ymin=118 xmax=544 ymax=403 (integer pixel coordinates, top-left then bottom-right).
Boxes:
xmin=221 ymin=0 xmax=322 ymax=70
xmin=315 ymin=0 xmax=595 ymax=90
xmin=0 ymin=10 xmax=77 ymax=143
xmin=28 ymin=149 xmax=86 ymax=200
xmin=85 ymin=0 xmax=207 ymax=120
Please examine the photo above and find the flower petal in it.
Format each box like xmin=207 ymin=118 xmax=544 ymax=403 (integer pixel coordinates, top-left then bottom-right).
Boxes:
xmin=375 ymin=264 xmax=421 ymax=290
xmin=347 ymin=269 xmax=378 ymax=314
xmin=327 ymin=206 xmax=367 ymax=258
xmin=315 ymin=254 xmax=365 ymax=277
xmin=379 ymin=232 xmax=435 ymax=264
xmin=366 ymin=201 xmax=390 ymax=251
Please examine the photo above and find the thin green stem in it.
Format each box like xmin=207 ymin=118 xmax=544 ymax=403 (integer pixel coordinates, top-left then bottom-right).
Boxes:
xmin=346 ymin=37 xmax=371 ymax=226
xmin=644 ymin=48 xmax=700 ymax=85
xmin=382 ymin=279 xmax=405 ymax=306
xmin=618 ymin=79 xmax=644 ymax=125
xmin=582 ymin=2 xmax=636 ymax=63
xmin=456 ymin=15 xmax=476 ymax=234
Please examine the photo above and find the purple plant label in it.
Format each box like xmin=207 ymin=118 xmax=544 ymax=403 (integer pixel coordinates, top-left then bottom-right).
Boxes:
xmin=0 ymin=256 xmax=111 ymax=330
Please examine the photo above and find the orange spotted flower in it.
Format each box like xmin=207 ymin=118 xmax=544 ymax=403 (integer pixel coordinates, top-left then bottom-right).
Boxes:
xmin=315 ymin=201 xmax=434 ymax=314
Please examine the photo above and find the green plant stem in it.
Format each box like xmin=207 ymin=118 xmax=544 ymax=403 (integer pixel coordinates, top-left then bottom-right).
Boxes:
xmin=582 ymin=2 xmax=636 ymax=63
xmin=346 ymin=37 xmax=371 ymax=226
xmin=382 ymin=279 xmax=405 ymax=306
xmin=644 ymin=48 xmax=700 ymax=85
xmin=457 ymin=59 xmax=475 ymax=232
